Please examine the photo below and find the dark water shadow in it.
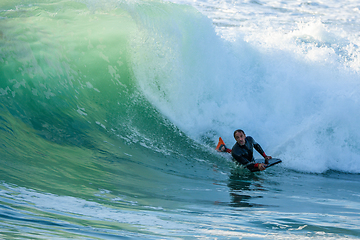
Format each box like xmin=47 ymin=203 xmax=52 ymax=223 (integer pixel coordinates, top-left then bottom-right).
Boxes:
xmin=226 ymin=168 xmax=267 ymax=208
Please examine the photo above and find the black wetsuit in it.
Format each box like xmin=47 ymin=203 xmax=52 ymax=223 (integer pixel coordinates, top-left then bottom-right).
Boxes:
xmin=231 ymin=136 xmax=266 ymax=172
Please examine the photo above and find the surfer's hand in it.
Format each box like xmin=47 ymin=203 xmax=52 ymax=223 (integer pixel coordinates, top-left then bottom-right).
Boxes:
xmin=258 ymin=163 xmax=266 ymax=171
xmin=216 ymin=145 xmax=226 ymax=152
xmin=264 ymin=155 xmax=272 ymax=164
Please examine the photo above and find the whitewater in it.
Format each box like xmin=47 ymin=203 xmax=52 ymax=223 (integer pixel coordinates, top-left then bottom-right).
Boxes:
xmin=1 ymin=0 xmax=360 ymax=238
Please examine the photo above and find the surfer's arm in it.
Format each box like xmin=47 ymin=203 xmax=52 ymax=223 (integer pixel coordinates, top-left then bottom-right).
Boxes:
xmin=232 ymin=150 xmax=266 ymax=171
xmin=218 ymin=145 xmax=232 ymax=153
xmin=216 ymin=137 xmax=232 ymax=153
xmin=253 ymin=142 xmax=272 ymax=162
xmin=246 ymin=162 xmax=266 ymax=172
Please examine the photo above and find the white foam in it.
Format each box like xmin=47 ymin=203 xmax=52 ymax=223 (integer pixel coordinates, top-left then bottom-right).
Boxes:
xmin=130 ymin=0 xmax=360 ymax=173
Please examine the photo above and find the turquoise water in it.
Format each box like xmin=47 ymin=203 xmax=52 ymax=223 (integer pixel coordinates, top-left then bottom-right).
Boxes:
xmin=1 ymin=0 xmax=360 ymax=238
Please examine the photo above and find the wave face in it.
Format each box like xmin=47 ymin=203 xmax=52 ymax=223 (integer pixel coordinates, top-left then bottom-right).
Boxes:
xmin=0 ymin=0 xmax=218 ymax=211
xmin=1 ymin=0 xmax=360 ymax=238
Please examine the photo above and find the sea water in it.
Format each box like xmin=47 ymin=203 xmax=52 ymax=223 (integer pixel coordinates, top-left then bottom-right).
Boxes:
xmin=1 ymin=0 xmax=360 ymax=239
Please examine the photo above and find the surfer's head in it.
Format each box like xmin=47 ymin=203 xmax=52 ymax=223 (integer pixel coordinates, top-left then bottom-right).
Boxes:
xmin=234 ymin=129 xmax=246 ymax=146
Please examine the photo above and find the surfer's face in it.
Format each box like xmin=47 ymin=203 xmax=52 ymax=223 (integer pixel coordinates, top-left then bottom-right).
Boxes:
xmin=235 ymin=131 xmax=246 ymax=146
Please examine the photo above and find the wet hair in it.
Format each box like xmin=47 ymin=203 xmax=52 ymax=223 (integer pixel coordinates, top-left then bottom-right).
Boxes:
xmin=233 ymin=129 xmax=245 ymax=138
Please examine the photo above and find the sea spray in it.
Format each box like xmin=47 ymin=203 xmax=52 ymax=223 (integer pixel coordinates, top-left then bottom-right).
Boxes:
xmin=127 ymin=1 xmax=360 ymax=173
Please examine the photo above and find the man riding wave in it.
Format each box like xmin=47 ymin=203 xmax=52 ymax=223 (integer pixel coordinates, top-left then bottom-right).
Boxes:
xmin=217 ymin=129 xmax=272 ymax=172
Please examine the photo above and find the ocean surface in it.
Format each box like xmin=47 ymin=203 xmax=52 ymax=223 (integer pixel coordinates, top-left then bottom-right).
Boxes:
xmin=1 ymin=0 xmax=360 ymax=238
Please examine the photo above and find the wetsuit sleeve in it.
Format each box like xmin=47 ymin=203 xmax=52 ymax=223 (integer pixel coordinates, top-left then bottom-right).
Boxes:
xmin=246 ymin=163 xmax=261 ymax=172
xmin=251 ymin=137 xmax=266 ymax=157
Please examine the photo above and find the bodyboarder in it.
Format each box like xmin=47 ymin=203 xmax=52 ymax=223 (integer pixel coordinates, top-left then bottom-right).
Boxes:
xmin=217 ymin=129 xmax=272 ymax=172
